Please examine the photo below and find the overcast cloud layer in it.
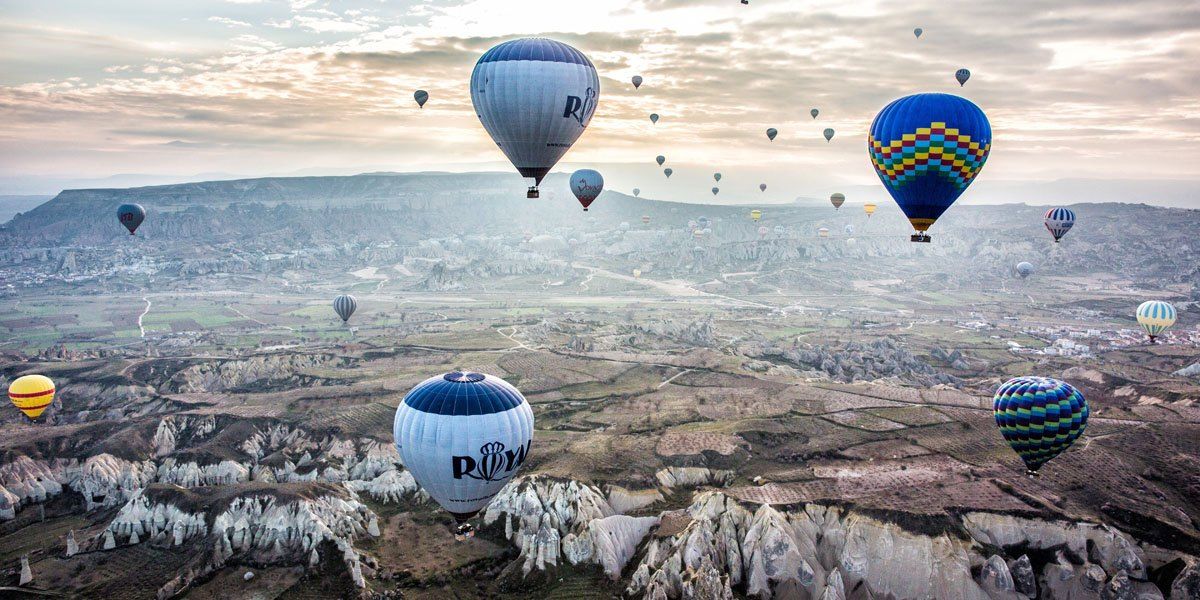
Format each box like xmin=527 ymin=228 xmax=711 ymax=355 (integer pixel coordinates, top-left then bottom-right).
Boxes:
xmin=1 ymin=0 xmax=1198 ymax=204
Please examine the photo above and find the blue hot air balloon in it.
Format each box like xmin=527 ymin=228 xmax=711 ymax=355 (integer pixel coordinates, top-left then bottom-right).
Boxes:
xmin=1044 ymin=207 xmax=1075 ymax=242
xmin=117 ymin=203 xmax=146 ymax=235
xmin=993 ymin=377 xmax=1088 ymax=475
xmin=1136 ymin=300 xmax=1176 ymax=342
xmin=868 ymin=93 xmax=991 ymax=242
xmin=394 ymin=372 xmax=533 ymax=539
xmin=471 ymin=38 xmax=599 ymax=199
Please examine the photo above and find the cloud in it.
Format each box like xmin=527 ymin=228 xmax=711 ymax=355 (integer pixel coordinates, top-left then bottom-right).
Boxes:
xmin=0 ymin=0 xmax=1196 ymax=204
xmin=208 ymin=16 xmax=253 ymax=29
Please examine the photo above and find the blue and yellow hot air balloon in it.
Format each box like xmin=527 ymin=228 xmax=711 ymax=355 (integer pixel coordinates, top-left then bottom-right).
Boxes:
xmin=993 ymin=376 xmax=1088 ymax=475
xmin=1136 ymin=300 xmax=1176 ymax=342
xmin=8 ymin=374 xmax=56 ymax=421
xmin=868 ymin=93 xmax=991 ymax=242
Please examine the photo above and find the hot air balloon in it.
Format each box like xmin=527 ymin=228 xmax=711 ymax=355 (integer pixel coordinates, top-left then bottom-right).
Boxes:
xmin=868 ymin=93 xmax=991 ymax=242
xmin=632 ymin=188 xmax=641 ymax=197
xmin=656 ymin=155 xmax=666 ymax=166
xmin=471 ymin=38 xmax=599 ymax=199
xmin=649 ymin=113 xmax=659 ymax=124
xmin=1016 ymin=262 xmax=1034 ymax=279
xmin=993 ymin=377 xmax=1088 ymax=475
xmin=698 ymin=217 xmax=711 ymax=229
xmin=844 ymin=224 xmax=854 ymax=236
xmin=713 ymin=173 xmax=721 ymax=182
xmin=414 ymin=90 xmax=429 ymax=108
xmin=830 ymin=193 xmax=845 ymax=210
xmin=570 ymin=169 xmax=604 ymax=211
xmin=8 ymin=374 xmax=55 ymax=421
xmin=664 ymin=168 xmax=673 ymax=178
xmin=632 ymin=75 xmax=643 ymax=89
xmin=117 ymin=203 xmax=145 ymax=235
xmin=1136 ymin=301 xmax=1176 ymax=342
xmin=693 ymin=229 xmax=705 ymax=240
xmin=641 ymin=215 xmax=650 ymax=225
xmin=711 ymin=187 xmax=719 ymax=196
xmin=914 ymin=28 xmax=923 ymax=38
xmin=333 ymin=294 xmax=357 ymax=323
xmin=1044 ymin=207 xmax=1075 ymax=243
xmin=393 ymin=371 xmax=533 ymax=538
xmin=810 ymin=108 xmax=819 ymax=119
xmin=864 ymin=203 xmax=877 ymax=217
xmin=750 ymin=209 xmax=762 ymax=222
xmin=633 ymin=268 xmax=642 ymax=278
xmin=759 ymin=183 xmax=767 ymax=192
xmin=818 ymin=227 xmax=830 ymax=238
xmin=766 ymin=128 xmax=778 ymax=141
xmin=823 ymin=128 xmax=835 ymax=142
xmin=955 ymin=68 xmax=971 ymax=86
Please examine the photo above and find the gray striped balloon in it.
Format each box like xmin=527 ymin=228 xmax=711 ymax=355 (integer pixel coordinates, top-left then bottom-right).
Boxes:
xmin=333 ymin=294 xmax=357 ymax=323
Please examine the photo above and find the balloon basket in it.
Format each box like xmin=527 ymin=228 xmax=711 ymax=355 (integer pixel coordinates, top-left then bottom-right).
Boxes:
xmin=527 ymin=187 xmax=539 ymax=199
xmin=1025 ymin=469 xmax=1039 ymax=478
xmin=910 ymin=233 xmax=931 ymax=243
xmin=454 ymin=523 xmax=476 ymax=541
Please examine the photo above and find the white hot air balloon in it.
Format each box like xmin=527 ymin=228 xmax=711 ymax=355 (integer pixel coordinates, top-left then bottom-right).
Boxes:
xmin=471 ymin=38 xmax=599 ymax=199
xmin=394 ymin=372 xmax=534 ymax=539
xmin=570 ymin=168 xmax=604 ymax=211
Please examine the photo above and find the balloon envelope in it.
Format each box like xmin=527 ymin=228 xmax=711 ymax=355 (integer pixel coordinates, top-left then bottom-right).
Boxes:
xmin=823 ymin=128 xmax=834 ymax=142
xmin=470 ymin=39 xmax=599 ymax=189
xmin=864 ymin=203 xmax=877 ymax=216
xmin=333 ymin=294 xmax=357 ymax=323
xmin=641 ymin=215 xmax=650 ymax=224
xmin=750 ymin=209 xmax=762 ymax=221
xmin=830 ymin=193 xmax=845 ymax=209
xmin=711 ymin=187 xmax=719 ymax=196
xmin=766 ymin=128 xmax=777 ymax=141
xmin=1016 ymin=262 xmax=1034 ymax=278
xmin=117 ymin=203 xmax=145 ymax=235
xmin=759 ymin=183 xmax=767 ymax=192
xmin=993 ymin=377 xmax=1088 ymax=474
xmin=632 ymin=75 xmax=643 ymax=89
xmin=649 ymin=113 xmax=659 ymax=124
xmin=663 ymin=168 xmax=673 ymax=178
xmin=414 ymin=90 xmax=429 ymax=108
xmin=656 ymin=155 xmax=665 ymax=166
xmin=393 ymin=372 xmax=533 ymax=524
xmin=570 ymin=169 xmax=604 ymax=211
xmin=818 ymin=227 xmax=830 ymax=237
xmin=633 ymin=188 xmax=641 ymax=197
xmin=914 ymin=27 xmax=923 ymax=38
xmin=810 ymin=108 xmax=819 ymax=119
xmin=8 ymin=374 xmax=55 ymax=421
xmin=713 ymin=173 xmax=721 ymax=182
xmin=1044 ymin=207 xmax=1075 ymax=242
xmin=868 ymin=93 xmax=991 ymax=234
xmin=1136 ymin=301 xmax=1176 ymax=341
xmin=955 ymin=68 xmax=971 ymax=86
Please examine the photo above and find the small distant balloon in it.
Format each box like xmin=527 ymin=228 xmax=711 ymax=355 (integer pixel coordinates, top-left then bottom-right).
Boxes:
xmin=633 ymin=268 xmax=642 ymax=278
xmin=1136 ymin=301 xmax=1176 ymax=343
xmin=830 ymin=193 xmax=845 ymax=210
xmin=649 ymin=113 xmax=659 ymax=124
xmin=117 ymin=203 xmax=145 ymax=235
xmin=333 ymin=294 xmax=357 ymax=323
xmin=1016 ymin=262 xmax=1034 ymax=279
xmin=713 ymin=173 xmax=721 ymax=182
xmin=750 ymin=209 xmax=762 ymax=221
xmin=818 ymin=227 xmax=830 ymax=238
xmin=711 ymin=187 xmax=720 ymax=196
xmin=914 ymin=28 xmax=923 ymax=38
xmin=1044 ymin=207 xmax=1076 ymax=243
xmin=641 ymin=215 xmax=650 ymax=225
xmin=758 ymin=226 xmax=768 ymax=238
xmin=759 ymin=183 xmax=767 ymax=192
xmin=414 ymin=90 xmax=429 ymax=108
xmin=632 ymin=188 xmax=641 ymax=197
xmin=570 ymin=168 xmax=604 ymax=211
xmin=663 ymin=168 xmax=673 ymax=178
xmin=766 ymin=128 xmax=778 ymax=141
xmin=632 ymin=75 xmax=643 ymax=89
xmin=656 ymin=155 xmax=666 ymax=166
xmin=956 ymin=68 xmax=971 ymax=86
xmin=864 ymin=203 xmax=877 ymax=217
xmin=844 ymin=224 xmax=854 ymax=236
xmin=823 ymin=128 xmax=835 ymax=142
xmin=810 ymin=108 xmax=819 ymax=119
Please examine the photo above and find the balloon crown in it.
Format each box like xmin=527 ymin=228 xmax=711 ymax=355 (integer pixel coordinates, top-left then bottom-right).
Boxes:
xmin=445 ymin=371 xmax=486 ymax=383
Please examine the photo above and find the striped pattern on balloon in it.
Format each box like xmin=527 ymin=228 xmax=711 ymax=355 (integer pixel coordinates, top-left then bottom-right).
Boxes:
xmin=1136 ymin=300 xmax=1176 ymax=342
xmin=993 ymin=377 xmax=1089 ymax=475
xmin=1044 ymin=207 xmax=1076 ymax=242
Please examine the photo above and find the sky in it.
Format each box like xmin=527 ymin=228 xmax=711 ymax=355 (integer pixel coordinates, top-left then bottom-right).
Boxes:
xmin=1 ymin=0 xmax=1199 ymax=205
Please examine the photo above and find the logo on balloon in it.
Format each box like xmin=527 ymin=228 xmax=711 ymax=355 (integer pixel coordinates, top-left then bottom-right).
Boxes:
xmin=452 ymin=440 xmax=531 ymax=481
xmin=562 ymin=87 xmax=597 ymax=128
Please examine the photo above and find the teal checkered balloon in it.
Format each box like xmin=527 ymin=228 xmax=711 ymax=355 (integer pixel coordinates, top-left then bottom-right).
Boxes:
xmin=993 ymin=377 xmax=1089 ymax=474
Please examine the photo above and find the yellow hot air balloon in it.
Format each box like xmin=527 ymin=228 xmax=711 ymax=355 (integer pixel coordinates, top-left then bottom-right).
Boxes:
xmin=750 ymin=209 xmax=762 ymax=222
xmin=9 ymin=374 xmax=55 ymax=421
xmin=864 ymin=203 xmax=877 ymax=218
